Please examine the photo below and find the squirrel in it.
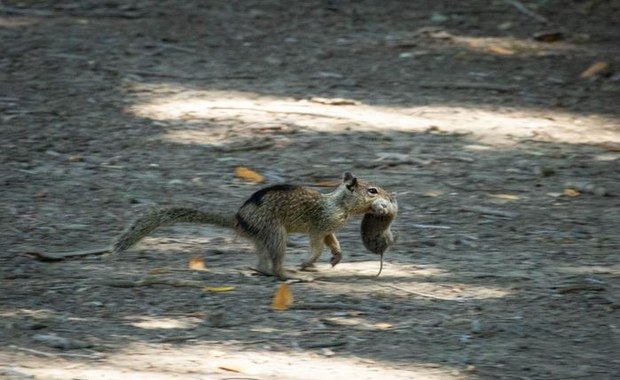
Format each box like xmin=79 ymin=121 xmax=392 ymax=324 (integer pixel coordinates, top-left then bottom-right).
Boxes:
xmin=110 ymin=172 xmax=393 ymax=280
xmin=361 ymin=194 xmax=398 ymax=277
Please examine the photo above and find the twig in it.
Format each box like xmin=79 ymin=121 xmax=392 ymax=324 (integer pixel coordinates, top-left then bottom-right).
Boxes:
xmin=359 ymin=159 xmax=422 ymax=169
xmin=1 ymin=6 xmax=55 ymax=17
xmin=0 ymin=6 xmax=142 ymax=18
xmin=29 ymin=247 xmax=110 ymax=261
xmin=152 ymin=334 xmax=200 ymax=343
xmin=216 ymin=139 xmax=275 ymax=153
xmin=411 ymin=224 xmax=452 ymax=230
xmin=291 ymin=303 xmax=384 ymax=313
xmin=98 ymin=66 xmax=256 ymax=80
xmin=418 ymin=82 xmax=518 ymax=92
xmin=154 ymin=42 xmax=198 ymax=54
xmin=556 ymin=284 xmax=606 ymax=294
xmin=209 ymin=107 xmax=352 ymax=120
xmin=380 ymin=284 xmax=468 ymax=301
xmin=9 ymin=345 xmax=104 ymax=360
xmin=103 ymin=277 xmax=206 ymax=288
xmin=460 ymin=205 xmax=519 ymax=218
xmin=502 ymin=0 xmax=549 ymax=24
xmin=303 ymin=340 xmax=348 ymax=349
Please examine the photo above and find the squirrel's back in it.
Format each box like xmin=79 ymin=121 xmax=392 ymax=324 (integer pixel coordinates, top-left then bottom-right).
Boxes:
xmin=235 ymin=184 xmax=339 ymax=237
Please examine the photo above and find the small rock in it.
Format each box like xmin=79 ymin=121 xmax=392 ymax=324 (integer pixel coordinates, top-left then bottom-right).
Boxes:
xmin=68 ymin=154 xmax=84 ymax=162
xmin=430 ymin=12 xmax=449 ymax=23
xmin=83 ymin=301 xmax=104 ymax=307
xmin=533 ymin=30 xmax=564 ymax=42
xmin=168 ymin=179 xmax=184 ymax=186
xmin=498 ymin=21 xmax=512 ymax=30
xmin=471 ymin=319 xmax=482 ymax=334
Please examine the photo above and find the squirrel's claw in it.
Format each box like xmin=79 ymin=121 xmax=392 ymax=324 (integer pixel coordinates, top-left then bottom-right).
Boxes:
xmin=330 ymin=252 xmax=342 ymax=267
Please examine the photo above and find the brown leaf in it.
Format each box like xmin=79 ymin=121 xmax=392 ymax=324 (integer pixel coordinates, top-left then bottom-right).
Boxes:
xmin=563 ymin=188 xmax=580 ymax=197
xmin=580 ymin=61 xmax=611 ymax=78
xmin=234 ymin=166 xmax=265 ymax=183
xmin=272 ymin=283 xmax=294 ymax=311
xmin=189 ymin=256 xmax=207 ymax=271
xmin=487 ymin=46 xmax=515 ymax=56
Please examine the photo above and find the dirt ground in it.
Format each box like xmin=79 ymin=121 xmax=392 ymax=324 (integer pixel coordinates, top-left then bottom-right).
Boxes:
xmin=2 ymin=1 xmax=620 ymax=379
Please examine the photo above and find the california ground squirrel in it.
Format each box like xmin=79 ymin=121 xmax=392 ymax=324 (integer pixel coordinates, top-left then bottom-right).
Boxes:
xmin=112 ymin=172 xmax=393 ymax=280
xmin=361 ymin=194 xmax=398 ymax=276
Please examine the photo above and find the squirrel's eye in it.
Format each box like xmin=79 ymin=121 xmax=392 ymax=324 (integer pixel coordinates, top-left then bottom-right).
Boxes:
xmin=368 ymin=188 xmax=378 ymax=195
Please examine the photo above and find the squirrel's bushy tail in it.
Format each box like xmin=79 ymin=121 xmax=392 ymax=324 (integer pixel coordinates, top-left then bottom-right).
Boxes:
xmin=112 ymin=207 xmax=236 ymax=254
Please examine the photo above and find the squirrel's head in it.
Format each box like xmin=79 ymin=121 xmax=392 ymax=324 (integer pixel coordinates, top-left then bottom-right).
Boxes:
xmin=339 ymin=172 xmax=393 ymax=215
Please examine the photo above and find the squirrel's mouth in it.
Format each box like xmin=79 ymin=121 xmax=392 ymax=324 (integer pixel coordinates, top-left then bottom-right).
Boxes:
xmin=369 ymin=198 xmax=392 ymax=215
xmin=371 ymin=207 xmax=389 ymax=216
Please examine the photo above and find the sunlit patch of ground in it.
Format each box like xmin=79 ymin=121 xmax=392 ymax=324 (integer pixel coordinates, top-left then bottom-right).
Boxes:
xmin=313 ymin=261 xmax=513 ymax=301
xmin=126 ymin=87 xmax=620 ymax=147
xmin=4 ymin=343 xmax=466 ymax=380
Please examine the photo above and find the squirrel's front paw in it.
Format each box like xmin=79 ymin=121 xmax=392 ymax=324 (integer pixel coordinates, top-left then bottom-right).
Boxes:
xmin=329 ymin=252 xmax=342 ymax=267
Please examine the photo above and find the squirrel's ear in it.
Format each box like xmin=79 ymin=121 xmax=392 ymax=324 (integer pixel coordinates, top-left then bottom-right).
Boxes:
xmin=342 ymin=172 xmax=358 ymax=190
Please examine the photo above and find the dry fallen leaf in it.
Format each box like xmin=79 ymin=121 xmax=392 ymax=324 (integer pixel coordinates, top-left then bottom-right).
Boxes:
xmin=272 ymin=283 xmax=294 ymax=311
xmin=234 ymin=166 xmax=265 ymax=183
xmin=189 ymin=256 xmax=207 ymax=271
xmin=563 ymin=188 xmax=580 ymax=197
xmin=203 ymin=286 xmax=235 ymax=293
xmin=580 ymin=61 xmax=610 ymax=78
xmin=68 ymin=154 xmax=84 ymax=162
xmin=374 ymin=322 xmax=394 ymax=330
xmin=487 ymin=46 xmax=515 ymax=55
